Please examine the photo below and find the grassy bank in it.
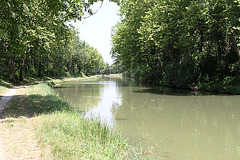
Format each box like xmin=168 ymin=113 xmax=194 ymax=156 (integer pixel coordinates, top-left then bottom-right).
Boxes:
xmin=198 ymin=83 xmax=240 ymax=95
xmin=2 ymin=74 xmax=240 ymax=95
xmin=48 ymin=75 xmax=101 ymax=87
xmin=0 ymin=79 xmax=13 ymax=95
xmin=1 ymin=83 xmax=142 ymax=159
xmin=196 ymin=76 xmax=240 ymax=95
xmin=0 ymin=75 xmax=100 ymax=95
xmin=1 ymin=75 xmax=100 ymax=86
xmin=0 ymin=86 xmax=7 ymax=95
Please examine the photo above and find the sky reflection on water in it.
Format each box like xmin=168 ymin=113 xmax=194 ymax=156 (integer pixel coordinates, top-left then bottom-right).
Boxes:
xmin=55 ymin=78 xmax=240 ymax=160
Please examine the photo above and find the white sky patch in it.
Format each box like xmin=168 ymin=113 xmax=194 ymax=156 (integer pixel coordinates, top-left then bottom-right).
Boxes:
xmin=74 ymin=0 xmax=120 ymax=65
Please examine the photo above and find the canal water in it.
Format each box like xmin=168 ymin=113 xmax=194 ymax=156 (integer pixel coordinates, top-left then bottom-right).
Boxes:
xmin=55 ymin=77 xmax=240 ymax=160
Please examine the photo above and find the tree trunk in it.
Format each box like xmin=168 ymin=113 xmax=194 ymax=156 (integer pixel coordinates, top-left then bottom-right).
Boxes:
xmin=72 ymin=61 xmax=75 ymax=75
xmin=9 ymin=54 xmax=15 ymax=82
xmin=85 ymin=64 xmax=88 ymax=75
xmin=19 ymin=57 xmax=26 ymax=81
xmin=47 ymin=53 xmax=49 ymax=76
xmin=230 ymin=30 xmax=240 ymax=67
xmin=38 ymin=62 xmax=42 ymax=77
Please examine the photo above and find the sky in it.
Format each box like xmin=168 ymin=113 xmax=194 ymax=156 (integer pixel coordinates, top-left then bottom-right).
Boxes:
xmin=73 ymin=0 xmax=120 ymax=65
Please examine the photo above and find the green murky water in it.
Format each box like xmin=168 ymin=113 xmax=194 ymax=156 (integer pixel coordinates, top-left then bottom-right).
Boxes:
xmin=55 ymin=77 xmax=240 ymax=160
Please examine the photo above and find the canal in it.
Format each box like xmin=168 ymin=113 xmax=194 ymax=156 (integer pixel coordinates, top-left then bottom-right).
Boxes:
xmin=55 ymin=77 xmax=240 ymax=159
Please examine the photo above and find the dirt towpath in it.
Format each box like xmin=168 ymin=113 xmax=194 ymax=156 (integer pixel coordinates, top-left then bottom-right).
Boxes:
xmin=0 ymin=82 xmax=41 ymax=118
xmin=0 ymin=86 xmax=42 ymax=160
xmin=0 ymin=88 xmax=18 ymax=118
xmin=0 ymin=88 xmax=18 ymax=159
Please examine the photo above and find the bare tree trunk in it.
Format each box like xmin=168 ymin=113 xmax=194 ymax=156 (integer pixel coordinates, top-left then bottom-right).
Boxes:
xmin=231 ymin=30 xmax=240 ymax=67
xmin=19 ymin=57 xmax=26 ymax=81
xmin=9 ymin=54 xmax=15 ymax=82
xmin=47 ymin=53 xmax=49 ymax=76
xmin=38 ymin=62 xmax=42 ymax=77
xmin=72 ymin=60 xmax=75 ymax=75
xmin=85 ymin=64 xmax=88 ymax=75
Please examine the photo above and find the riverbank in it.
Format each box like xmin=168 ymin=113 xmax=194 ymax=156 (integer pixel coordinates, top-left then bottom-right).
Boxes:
xmin=0 ymin=75 xmax=100 ymax=95
xmin=196 ymin=80 xmax=240 ymax=95
xmin=0 ymin=77 xmax=142 ymax=159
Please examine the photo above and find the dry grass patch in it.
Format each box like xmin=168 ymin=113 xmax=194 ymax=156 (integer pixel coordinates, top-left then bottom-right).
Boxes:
xmin=0 ymin=117 xmax=44 ymax=160
xmin=0 ymin=87 xmax=7 ymax=96
xmin=0 ymin=85 xmax=52 ymax=160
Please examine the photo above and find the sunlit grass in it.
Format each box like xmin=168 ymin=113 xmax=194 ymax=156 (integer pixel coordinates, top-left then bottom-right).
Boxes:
xmin=34 ymin=111 xmax=139 ymax=159
xmin=2 ymin=82 xmax=142 ymax=159
xmin=0 ymin=79 xmax=13 ymax=95
xmin=27 ymin=83 xmax=56 ymax=96
xmin=0 ymin=86 xmax=7 ymax=95
xmin=29 ymin=83 xmax=141 ymax=159
xmin=51 ymin=75 xmax=100 ymax=83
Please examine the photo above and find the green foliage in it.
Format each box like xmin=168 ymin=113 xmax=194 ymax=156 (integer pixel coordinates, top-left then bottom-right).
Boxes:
xmin=110 ymin=63 xmax=123 ymax=74
xmin=163 ymin=60 xmax=199 ymax=88
xmin=66 ymin=36 xmax=106 ymax=76
xmin=0 ymin=0 xmax=107 ymax=82
xmin=111 ymin=0 xmax=240 ymax=90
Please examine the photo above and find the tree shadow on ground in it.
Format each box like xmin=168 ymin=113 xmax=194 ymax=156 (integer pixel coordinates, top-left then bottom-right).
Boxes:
xmin=1 ymin=94 xmax=70 ymax=119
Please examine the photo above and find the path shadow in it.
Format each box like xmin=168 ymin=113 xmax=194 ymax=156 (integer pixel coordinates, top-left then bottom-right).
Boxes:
xmin=1 ymin=94 xmax=70 ymax=119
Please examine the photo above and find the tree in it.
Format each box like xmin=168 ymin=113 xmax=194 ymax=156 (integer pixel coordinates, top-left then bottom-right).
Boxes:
xmin=0 ymin=0 xmax=114 ymax=81
xmin=111 ymin=0 xmax=240 ymax=88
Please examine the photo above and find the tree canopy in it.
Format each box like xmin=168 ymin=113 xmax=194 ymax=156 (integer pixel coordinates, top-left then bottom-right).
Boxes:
xmin=2 ymin=0 xmax=240 ymax=90
xmin=0 ymin=0 xmax=110 ymax=81
xmin=111 ymin=0 xmax=240 ymax=89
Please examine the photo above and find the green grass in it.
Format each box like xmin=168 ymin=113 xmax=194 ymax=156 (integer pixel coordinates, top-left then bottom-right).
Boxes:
xmin=3 ymin=83 xmax=142 ymax=159
xmin=49 ymin=75 xmax=101 ymax=86
xmin=0 ymin=86 xmax=7 ymax=95
xmin=35 ymin=111 xmax=139 ymax=159
xmin=0 ymin=79 xmax=13 ymax=88
xmin=1 ymin=75 xmax=101 ymax=98
xmin=29 ymin=83 xmax=141 ymax=159
xmin=0 ymin=79 xmax=13 ymax=95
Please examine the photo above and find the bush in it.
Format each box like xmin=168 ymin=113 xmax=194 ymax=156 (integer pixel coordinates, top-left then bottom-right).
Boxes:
xmin=163 ymin=60 xmax=199 ymax=89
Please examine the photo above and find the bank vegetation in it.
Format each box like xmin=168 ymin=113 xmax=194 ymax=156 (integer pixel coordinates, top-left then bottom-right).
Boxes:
xmin=0 ymin=81 xmax=142 ymax=159
xmin=111 ymin=0 xmax=240 ymax=94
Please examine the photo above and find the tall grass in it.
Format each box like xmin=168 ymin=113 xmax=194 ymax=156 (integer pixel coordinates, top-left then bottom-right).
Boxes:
xmin=50 ymin=75 xmax=101 ymax=84
xmin=27 ymin=83 xmax=56 ymax=96
xmin=27 ymin=83 xmax=142 ymax=159
xmin=35 ymin=112 xmax=139 ymax=159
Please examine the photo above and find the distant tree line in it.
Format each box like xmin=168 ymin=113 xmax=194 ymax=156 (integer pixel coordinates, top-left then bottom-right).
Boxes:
xmin=111 ymin=0 xmax=240 ymax=89
xmin=0 ymin=0 xmax=118 ymax=82
xmin=104 ymin=63 xmax=123 ymax=75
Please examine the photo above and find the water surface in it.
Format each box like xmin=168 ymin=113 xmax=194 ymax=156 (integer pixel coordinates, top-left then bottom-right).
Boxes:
xmin=55 ymin=77 xmax=240 ymax=159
